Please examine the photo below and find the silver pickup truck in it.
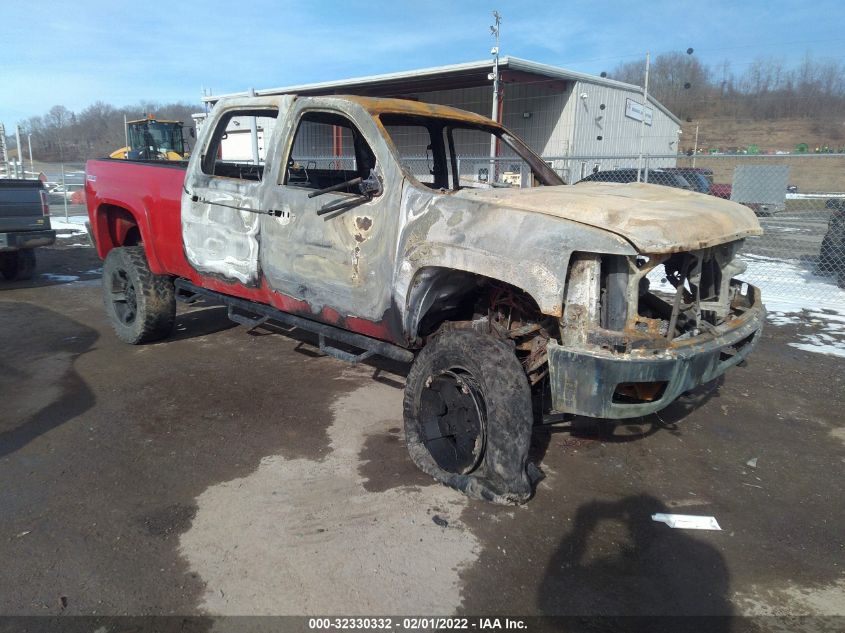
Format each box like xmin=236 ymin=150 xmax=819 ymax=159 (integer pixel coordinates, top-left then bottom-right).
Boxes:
xmin=0 ymin=179 xmax=55 ymax=280
xmin=86 ymin=95 xmax=765 ymax=504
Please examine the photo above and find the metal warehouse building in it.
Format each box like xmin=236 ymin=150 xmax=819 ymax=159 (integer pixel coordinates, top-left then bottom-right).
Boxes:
xmin=201 ymin=57 xmax=682 ymax=183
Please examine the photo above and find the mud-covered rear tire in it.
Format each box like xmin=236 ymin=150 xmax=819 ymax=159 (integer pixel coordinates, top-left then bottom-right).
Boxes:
xmin=103 ymin=246 xmax=175 ymax=344
xmin=0 ymin=249 xmax=36 ymax=281
xmin=403 ymin=327 xmax=535 ymax=504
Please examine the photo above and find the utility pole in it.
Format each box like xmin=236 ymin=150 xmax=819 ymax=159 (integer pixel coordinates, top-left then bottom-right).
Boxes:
xmin=692 ymin=123 xmax=700 ymax=167
xmin=489 ymin=10 xmax=502 ymax=175
xmin=636 ymin=51 xmax=650 ymax=183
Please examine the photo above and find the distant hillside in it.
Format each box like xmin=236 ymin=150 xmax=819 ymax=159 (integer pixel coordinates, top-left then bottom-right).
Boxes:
xmin=679 ymin=117 xmax=845 ymax=154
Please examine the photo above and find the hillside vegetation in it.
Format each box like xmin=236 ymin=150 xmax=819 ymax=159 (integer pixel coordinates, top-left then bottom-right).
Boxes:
xmin=680 ymin=117 xmax=845 ymax=154
xmin=612 ymin=52 xmax=845 ymax=153
xmin=7 ymin=102 xmax=201 ymax=163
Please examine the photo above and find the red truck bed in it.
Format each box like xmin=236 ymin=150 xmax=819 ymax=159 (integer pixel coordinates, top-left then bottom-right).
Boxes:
xmin=86 ymin=159 xmax=192 ymax=277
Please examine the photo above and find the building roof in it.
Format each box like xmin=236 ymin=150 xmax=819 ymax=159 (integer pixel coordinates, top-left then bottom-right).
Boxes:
xmin=202 ymin=56 xmax=682 ymax=125
xmin=336 ymin=96 xmax=499 ymax=126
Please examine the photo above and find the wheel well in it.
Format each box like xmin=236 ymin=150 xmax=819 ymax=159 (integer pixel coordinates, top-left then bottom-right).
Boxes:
xmin=96 ymin=204 xmax=143 ymax=254
xmin=409 ymin=267 xmax=559 ymax=388
xmin=409 ymin=268 xmax=547 ymax=339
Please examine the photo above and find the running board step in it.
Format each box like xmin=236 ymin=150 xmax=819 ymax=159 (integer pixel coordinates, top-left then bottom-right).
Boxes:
xmin=227 ymin=306 xmax=269 ymax=330
xmin=174 ymin=279 xmax=414 ymax=365
xmin=318 ymin=334 xmax=375 ymax=364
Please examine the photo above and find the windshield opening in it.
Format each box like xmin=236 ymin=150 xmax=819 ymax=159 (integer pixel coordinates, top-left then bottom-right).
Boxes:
xmin=379 ymin=113 xmax=563 ymax=191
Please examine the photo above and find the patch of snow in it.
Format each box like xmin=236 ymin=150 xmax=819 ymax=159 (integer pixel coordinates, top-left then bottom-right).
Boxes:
xmin=786 ymin=192 xmax=845 ymax=200
xmin=647 ymin=254 xmax=845 ymax=358
xmin=51 ymin=215 xmax=89 ymax=237
xmin=739 ymin=254 xmax=845 ymax=313
xmin=40 ymin=274 xmax=80 ymax=283
xmin=765 ymin=226 xmax=810 ymax=234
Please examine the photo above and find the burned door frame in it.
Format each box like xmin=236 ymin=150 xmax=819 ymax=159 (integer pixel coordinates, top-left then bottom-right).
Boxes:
xmin=258 ymin=98 xmax=403 ymax=324
xmin=181 ymin=97 xmax=290 ymax=286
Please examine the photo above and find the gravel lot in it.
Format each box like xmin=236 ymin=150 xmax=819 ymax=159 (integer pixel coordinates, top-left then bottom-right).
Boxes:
xmin=1 ymin=242 xmax=844 ymax=628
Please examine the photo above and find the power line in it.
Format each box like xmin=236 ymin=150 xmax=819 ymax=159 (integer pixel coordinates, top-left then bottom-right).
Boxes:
xmin=556 ymin=40 xmax=845 ymax=73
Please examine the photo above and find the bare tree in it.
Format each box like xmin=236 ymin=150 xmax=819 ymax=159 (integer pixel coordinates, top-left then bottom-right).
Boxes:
xmin=610 ymin=50 xmax=845 ymax=124
xmin=15 ymin=101 xmax=200 ymax=161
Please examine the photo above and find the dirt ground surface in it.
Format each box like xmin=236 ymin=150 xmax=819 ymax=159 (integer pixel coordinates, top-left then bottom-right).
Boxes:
xmin=1 ymin=242 xmax=844 ymax=630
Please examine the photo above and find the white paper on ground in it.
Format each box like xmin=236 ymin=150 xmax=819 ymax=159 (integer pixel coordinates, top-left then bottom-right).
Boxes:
xmin=652 ymin=513 xmax=722 ymax=530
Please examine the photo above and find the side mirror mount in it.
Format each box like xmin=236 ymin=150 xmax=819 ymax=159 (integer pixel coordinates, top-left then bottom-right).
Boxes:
xmin=359 ymin=168 xmax=383 ymax=196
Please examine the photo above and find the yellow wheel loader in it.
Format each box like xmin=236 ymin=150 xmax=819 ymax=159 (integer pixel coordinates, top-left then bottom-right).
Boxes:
xmin=110 ymin=115 xmax=192 ymax=161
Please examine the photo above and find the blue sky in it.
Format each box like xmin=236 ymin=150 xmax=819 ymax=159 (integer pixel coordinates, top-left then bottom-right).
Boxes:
xmin=2 ymin=0 xmax=844 ymax=125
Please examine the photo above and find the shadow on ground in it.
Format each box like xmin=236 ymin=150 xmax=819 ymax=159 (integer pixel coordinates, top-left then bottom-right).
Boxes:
xmin=538 ymin=494 xmax=732 ymax=620
xmin=529 ymin=376 xmax=725 ymax=471
xmin=0 ymin=243 xmax=101 ymax=292
xmin=0 ymin=302 xmax=98 ymax=459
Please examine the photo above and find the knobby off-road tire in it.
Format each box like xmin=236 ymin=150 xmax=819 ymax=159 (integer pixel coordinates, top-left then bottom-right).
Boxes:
xmin=403 ymin=327 xmax=535 ymax=505
xmin=0 ymin=249 xmax=36 ymax=281
xmin=103 ymin=246 xmax=175 ymax=344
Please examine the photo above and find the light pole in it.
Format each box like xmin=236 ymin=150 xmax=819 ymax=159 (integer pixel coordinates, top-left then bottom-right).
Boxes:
xmin=489 ymin=10 xmax=502 ymax=177
xmin=15 ymin=125 xmax=24 ymax=178
xmin=27 ymin=134 xmax=34 ymax=178
xmin=636 ymin=51 xmax=651 ymax=183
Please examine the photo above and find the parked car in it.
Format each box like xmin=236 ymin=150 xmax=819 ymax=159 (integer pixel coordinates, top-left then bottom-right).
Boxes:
xmin=661 ymin=167 xmax=714 ymax=194
xmin=577 ymin=168 xmax=693 ymax=190
xmin=819 ymin=198 xmax=845 ymax=288
xmin=0 ymin=179 xmax=55 ymax=280
xmin=708 ymin=182 xmax=781 ymax=217
xmin=85 ymin=95 xmax=764 ymax=504
xmin=70 ymin=188 xmax=86 ymax=205
xmin=710 ymin=182 xmax=732 ymax=199
xmin=47 ymin=183 xmax=84 ymax=203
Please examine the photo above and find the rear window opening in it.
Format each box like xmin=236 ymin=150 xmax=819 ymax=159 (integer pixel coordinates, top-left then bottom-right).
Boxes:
xmin=201 ymin=108 xmax=279 ymax=181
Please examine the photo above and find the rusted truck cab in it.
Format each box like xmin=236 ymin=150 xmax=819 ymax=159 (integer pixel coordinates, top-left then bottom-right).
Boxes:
xmin=89 ymin=94 xmax=764 ymax=504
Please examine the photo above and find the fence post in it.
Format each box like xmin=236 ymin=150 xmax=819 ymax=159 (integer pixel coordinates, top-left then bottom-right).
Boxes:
xmin=61 ymin=163 xmax=68 ymax=221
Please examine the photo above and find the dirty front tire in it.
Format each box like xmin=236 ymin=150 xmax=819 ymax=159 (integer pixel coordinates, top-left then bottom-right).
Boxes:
xmin=403 ymin=327 xmax=535 ymax=504
xmin=0 ymin=249 xmax=36 ymax=281
xmin=103 ymin=246 xmax=175 ymax=344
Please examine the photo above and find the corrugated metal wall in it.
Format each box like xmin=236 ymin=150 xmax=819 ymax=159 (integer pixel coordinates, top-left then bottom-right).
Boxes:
xmin=570 ymin=81 xmax=680 ymax=162
xmin=409 ymin=83 xmax=575 ymax=156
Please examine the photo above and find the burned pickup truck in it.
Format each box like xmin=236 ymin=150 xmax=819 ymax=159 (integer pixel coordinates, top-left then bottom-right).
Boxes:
xmin=85 ymin=95 xmax=764 ymax=503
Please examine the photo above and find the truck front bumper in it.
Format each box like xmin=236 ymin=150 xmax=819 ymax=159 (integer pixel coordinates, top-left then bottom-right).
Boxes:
xmin=0 ymin=230 xmax=56 ymax=252
xmin=547 ymin=285 xmax=765 ymax=419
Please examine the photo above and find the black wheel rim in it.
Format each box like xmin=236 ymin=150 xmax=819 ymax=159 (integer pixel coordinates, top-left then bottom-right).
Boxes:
xmin=109 ymin=268 xmax=137 ymax=325
xmin=419 ymin=367 xmax=486 ymax=474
